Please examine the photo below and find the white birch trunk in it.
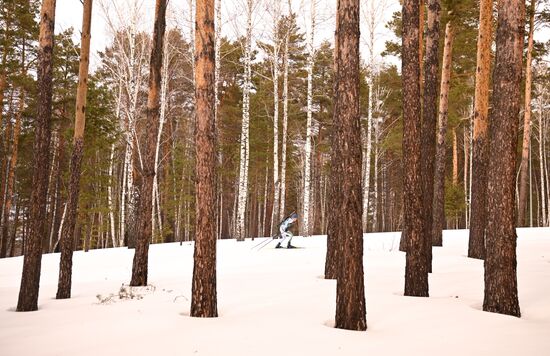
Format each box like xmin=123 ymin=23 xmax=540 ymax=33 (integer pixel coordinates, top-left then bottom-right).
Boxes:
xmin=236 ymin=0 xmax=253 ymax=241
xmin=302 ymin=0 xmax=316 ymax=237
xmin=107 ymin=144 xmax=117 ymax=247
xmin=270 ymin=2 xmax=282 ymax=233
xmin=279 ymin=17 xmax=289 ymax=222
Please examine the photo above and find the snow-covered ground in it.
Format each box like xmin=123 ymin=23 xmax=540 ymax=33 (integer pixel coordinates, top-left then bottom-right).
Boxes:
xmin=1 ymin=228 xmax=549 ymax=356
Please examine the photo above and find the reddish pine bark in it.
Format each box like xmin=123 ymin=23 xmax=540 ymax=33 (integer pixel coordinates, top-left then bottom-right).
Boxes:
xmin=130 ymin=0 xmax=167 ymax=287
xmin=483 ymin=0 xmax=524 ymax=318
xmin=57 ymin=0 xmax=93 ymax=299
xmin=191 ymin=0 xmax=218 ymax=318
xmin=16 ymin=0 xmax=56 ymax=312
xmin=333 ymin=0 xmax=366 ymax=331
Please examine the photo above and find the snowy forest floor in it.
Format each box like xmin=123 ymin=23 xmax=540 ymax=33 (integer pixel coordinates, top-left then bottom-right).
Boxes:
xmin=1 ymin=228 xmax=549 ymax=356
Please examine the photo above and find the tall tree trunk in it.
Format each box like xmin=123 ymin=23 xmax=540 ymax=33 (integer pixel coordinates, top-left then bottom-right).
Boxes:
xmin=464 ymin=120 xmax=470 ymax=227
xmin=538 ymin=97 xmax=547 ymax=227
xmin=279 ymin=11 xmax=290 ymax=222
xmin=517 ymin=0 xmax=536 ymax=227
xmin=1 ymin=90 xmax=24 ymax=258
xmin=302 ymin=0 xmax=315 ymax=237
xmin=419 ymin=0 xmax=440 ymax=273
xmin=333 ymin=0 xmax=366 ymax=331
xmin=452 ymin=128 xmax=458 ymax=185
xmin=56 ymin=0 xmax=93 ymax=299
xmin=483 ymin=0 xmax=524 ymax=318
xmin=432 ymin=20 xmax=454 ymax=247
xmin=325 ymin=9 xmax=342 ymax=281
xmin=17 ymin=0 xmax=56 ymax=312
xmin=191 ymin=0 xmax=218 ymax=318
xmin=130 ymin=0 xmax=167 ymax=287
xmin=403 ymin=0 xmax=428 ymax=297
xmin=468 ymin=0 xmax=493 ymax=259
xmin=270 ymin=3 xmax=281 ymax=234
xmin=236 ymin=0 xmax=253 ymax=241
xmin=9 ymin=202 xmax=20 ymax=257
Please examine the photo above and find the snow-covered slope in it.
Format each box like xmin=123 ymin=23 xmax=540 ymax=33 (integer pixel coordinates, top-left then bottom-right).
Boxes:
xmin=1 ymin=228 xmax=549 ymax=356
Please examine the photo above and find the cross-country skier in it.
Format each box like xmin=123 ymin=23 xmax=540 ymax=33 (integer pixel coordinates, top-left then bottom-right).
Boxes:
xmin=276 ymin=212 xmax=298 ymax=249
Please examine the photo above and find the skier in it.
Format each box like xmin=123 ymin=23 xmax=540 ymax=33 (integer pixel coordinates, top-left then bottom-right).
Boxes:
xmin=275 ymin=212 xmax=298 ymax=249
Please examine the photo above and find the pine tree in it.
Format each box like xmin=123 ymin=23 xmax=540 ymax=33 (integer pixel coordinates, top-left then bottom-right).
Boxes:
xmin=420 ymin=0 xmax=441 ymax=272
xmin=432 ymin=19 xmax=454 ymax=247
xmin=130 ymin=0 xmax=168 ymax=287
xmin=16 ymin=0 xmax=56 ymax=312
xmin=56 ymin=0 xmax=94 ymax=299
xmin=402 ymin=0 xmax=428 ymax=297
xmin=483 ymin=0 xmax=524 ymax=318
xmin=333 ymin=0 xmax=366 ymax=331
xmin=191 ymin=0 xmax=218 ymax=318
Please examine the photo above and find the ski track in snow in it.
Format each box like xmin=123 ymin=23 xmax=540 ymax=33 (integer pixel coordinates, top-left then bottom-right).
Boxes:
xmin=1 ymin=228 xmax=549 ymax=356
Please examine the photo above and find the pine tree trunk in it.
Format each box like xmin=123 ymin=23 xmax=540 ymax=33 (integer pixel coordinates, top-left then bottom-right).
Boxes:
xmin=517 ymin=0 xmax=536 ymax=227
xmin=56 ymin=0 xmax=93 ymax=299
xmin=483 ymin=0 xmax=524 ymax=318
xmin=333 ymin=0 xmax=366 ymax=331
xmin=419 ymin=0 xmax=440 ymax=272
xmin=130 ymin=0 xmax=167 ymax=287
xmin=17 ymin=0 xmax=56 ymax=312
xmin=432 ymin=20 xmax=454 ymax=247
xmin=402 ymin=0 xmax=428 ymax=297
xmin=191 ymin=0 xmax=218 ymax=318
xmin=468 ymin=0 xmax=493 ymax=259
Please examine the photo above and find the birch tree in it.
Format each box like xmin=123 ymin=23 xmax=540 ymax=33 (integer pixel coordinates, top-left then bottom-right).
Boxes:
xmin=302 ymin=0 xmax=317 ymax=237
xmin=236 ymin=0 xmax=254 ymax=241
xmin=361 ymin=0 xmax=390 ymax=232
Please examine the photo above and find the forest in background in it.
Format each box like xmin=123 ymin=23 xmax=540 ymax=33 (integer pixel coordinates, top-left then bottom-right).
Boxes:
xmin=1 ymin=0 xmax=549 ymax=259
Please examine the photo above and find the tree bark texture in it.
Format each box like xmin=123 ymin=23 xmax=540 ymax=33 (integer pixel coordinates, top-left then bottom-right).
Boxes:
xmin=468 ymin=0 xmax=493 ymax=260
xmin=57 ymin=0 xmax=93 ymax=299
xmin=16 ymin=0 xmax=56 ymax=312
xmin=420 ymin=0 xmax=441 ymax=273
xmin=432 ymin=20 xmax=454 ymax=247
xmin=483 ymin=0 xmax=524 ymax=318
xmin=402 ymin=0 xmax=429 ymax=297
xmin=130 ymin=0 xmax=167 ymax=287
xmin=517 ymin=0 xmax=536 ymax=227
xmin=333 ymin=0 xmax=367 ymax=331
xmin=191 ymin=0 xmax=218 ymax=318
